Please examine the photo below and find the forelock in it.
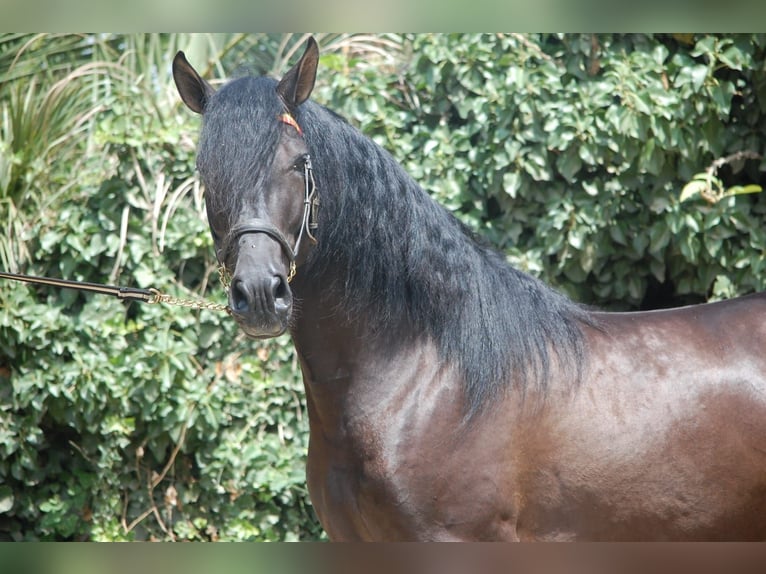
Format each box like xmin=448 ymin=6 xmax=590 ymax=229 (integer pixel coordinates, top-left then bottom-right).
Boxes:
xmin=196 ymin=76 xmax=285 ymax=222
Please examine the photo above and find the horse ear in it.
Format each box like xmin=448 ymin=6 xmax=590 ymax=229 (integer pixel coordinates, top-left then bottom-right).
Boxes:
xmin=277 ymin=37 xmax=319 ymax=109
xmin=173 ymin=51 xmax=215 ymax=114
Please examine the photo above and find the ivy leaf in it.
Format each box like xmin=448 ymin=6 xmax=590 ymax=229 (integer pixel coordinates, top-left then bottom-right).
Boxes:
xmin=680 ymin=180 xmax=709 ymax=202
xmin=556 ymin=148 xmax=582 ymax=183
xmin=0 ymin=486 xmax=14 ymax=514
xmin=719 ymin=45 xmax=746 ymax=71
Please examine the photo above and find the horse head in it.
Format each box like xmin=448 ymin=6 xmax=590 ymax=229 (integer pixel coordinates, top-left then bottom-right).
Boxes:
xmin=172 ymin=38 xmax=320 ymax=339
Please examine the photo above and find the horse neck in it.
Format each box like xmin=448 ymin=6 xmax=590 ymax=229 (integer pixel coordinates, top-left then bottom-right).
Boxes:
xmin=288 ymin=267 xmax=455 ymax=437
xmin=288 ymin=270 xmax=383 ymax=396
xmin=292 ymin=108 xmax=591 ymax=422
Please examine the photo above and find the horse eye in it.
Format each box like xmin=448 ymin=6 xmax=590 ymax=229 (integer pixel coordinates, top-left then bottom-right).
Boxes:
xmin=291 ymin=154 xmax=308 ymax=172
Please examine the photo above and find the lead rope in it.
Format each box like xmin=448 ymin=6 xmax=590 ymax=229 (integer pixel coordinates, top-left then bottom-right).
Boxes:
xmin=0 ymin=270 xmax=233 ymax=315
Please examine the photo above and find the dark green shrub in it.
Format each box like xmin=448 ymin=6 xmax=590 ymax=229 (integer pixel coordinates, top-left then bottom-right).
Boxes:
xmin=0 ymin=46 xmax=322 ymax=539
xmin=318 ymin=33 xmax=766 ymax=309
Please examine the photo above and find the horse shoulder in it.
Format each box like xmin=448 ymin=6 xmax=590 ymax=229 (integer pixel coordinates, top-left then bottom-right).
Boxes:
xmin=300 ymin=337 xmax=530 ymax=541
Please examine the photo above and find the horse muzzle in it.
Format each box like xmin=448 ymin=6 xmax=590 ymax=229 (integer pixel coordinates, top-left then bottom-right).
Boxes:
xmin=226 ymin=238 xmax=294 ymax=338
xmin=228 ymin=270 xmax=292 ymax=338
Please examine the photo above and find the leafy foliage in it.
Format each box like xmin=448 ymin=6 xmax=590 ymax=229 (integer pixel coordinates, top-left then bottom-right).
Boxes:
xmin=0 ymin=33 xmax=323 ymax=541
xmin=318 ymin=33 xmax=766 ymax=308
xmin=1 ymin=33 xmax=765 ymax=541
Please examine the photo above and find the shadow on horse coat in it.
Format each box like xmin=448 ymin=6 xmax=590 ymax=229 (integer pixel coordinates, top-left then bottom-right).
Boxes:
xmin=173 ymin=37 xmax=766 ymax=541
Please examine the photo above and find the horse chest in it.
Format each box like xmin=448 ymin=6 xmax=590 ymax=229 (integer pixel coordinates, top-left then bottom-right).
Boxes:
xmin=297 ymin=337 xmax=508 ymax=539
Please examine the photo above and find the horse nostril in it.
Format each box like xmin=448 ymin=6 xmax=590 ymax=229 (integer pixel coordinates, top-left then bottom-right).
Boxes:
xmin=272 ymin=275 xmax=291 ymax=315
xmin=272 ymin=275 xmax=288 ymax=301
xmin=231 ymin=279 xmax=251 ymax=313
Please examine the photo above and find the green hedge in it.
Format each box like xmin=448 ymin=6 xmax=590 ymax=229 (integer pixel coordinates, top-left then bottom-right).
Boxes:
xmin=1 ymin=79 xmax=322 ymax=539
xmin=319 ymin=33 xmax=766 ymax=308
xmin=0 ymin=33 xmax=764 ymax=540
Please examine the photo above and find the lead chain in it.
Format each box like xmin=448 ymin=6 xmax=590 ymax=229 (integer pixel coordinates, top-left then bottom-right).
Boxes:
xmin=144 ymin=267 xmax=233 ymax=314
xmin=218 ymin=264 xmax=232 ymax=291
xmin=149 ymin=289 xmax=231 ymax=314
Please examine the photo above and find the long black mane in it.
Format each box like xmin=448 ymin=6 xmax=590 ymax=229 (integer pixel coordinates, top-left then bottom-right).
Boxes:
xmin=201 ymin=75 xmax=594 ymax=414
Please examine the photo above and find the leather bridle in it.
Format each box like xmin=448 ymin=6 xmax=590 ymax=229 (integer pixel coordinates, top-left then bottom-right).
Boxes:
xmin=218 ymin=150 xmax=318 ymax=285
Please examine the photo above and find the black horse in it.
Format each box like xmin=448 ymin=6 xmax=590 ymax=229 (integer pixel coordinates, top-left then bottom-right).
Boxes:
xmin=173 ymin=37 xmax=766 ymax=541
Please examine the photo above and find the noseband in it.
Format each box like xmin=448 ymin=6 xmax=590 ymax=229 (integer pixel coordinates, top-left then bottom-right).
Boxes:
xmin=220 ymin=151 xmax=318 ymax=284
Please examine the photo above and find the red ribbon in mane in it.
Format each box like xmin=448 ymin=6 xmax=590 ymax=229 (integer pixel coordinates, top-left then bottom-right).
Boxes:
xmin=279 ymin=112 xmax=303 ymax=136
